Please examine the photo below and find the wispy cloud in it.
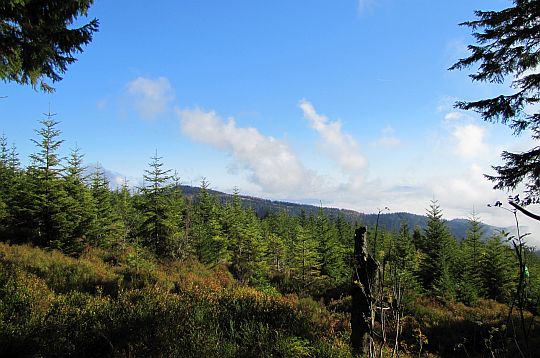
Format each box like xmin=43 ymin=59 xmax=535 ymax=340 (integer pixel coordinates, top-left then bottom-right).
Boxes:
xmin=444 ymin=111 xmax=466 ymax=122
xmin=299 ymin=99 xmax=367 ymax=177
xmin=177 ymin=107 xmax=319 ymax=195
xmin=126 ymin=76 xmax=174 ymax=119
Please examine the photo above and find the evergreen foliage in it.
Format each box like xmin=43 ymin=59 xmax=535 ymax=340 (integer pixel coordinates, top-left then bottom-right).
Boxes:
xmin=314 ymin=209 xmax=344 ymax=281
xmin=387 ymin=223 xmax=419 ymax=292
xmin=61 ymin=146 xmax=94 ymax=253
xmin=26 ymin=115 xmax=69 ymax=248
xmin=0 ymin=134 xmax=18 ymax=237
xmin=418 ymin=201 xmax=456 ymax=297
xmin=192 ymin=179 xmax=227 ymax=265
xmin=0 ymin=0 xmax=99 ymax=92
xmin=450 ymin=0 xmax=540 ymax=200
xmin=481 ymin=233 xmax=515 ymax=302
xmin=458 ymin=212 xmax=485 ymax=303
xmin=290 ymin=224 xmax=321 ymax=292
xmin=112 ymin=179 xmax=138 ymax=244
xmin=137 ymin=153 xmax=183 ymax=258
xmin=88 ymin=165 xmax=123 ymax=248
xmin=224 ymin=189 xmax=267 ymax=284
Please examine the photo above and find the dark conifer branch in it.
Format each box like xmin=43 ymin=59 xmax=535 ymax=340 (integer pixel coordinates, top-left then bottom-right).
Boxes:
xmin=508 ymin=200 xmax=540 ymax=221
xmin=0 ymin=0 xmax=99 ymax=92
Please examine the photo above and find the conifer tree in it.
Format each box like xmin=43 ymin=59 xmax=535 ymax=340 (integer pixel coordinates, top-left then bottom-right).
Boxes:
xmin=264 ymin=209 xmax=296 ymax=277
xmin=450 ymin=0 xmax=540 ymax=203
xmin=389 ymin=223 xmax=419 ymax=288
xmin=0 ymin=135 xmax=14 ymax=235
xmin=224 ymin=191 xmax=267 ymax=284
xmin=0 ymin=137 xmax=28 ymax=242
xmin=192 ymin=179 xmax=227 ymax=265
xmin=163 ymin=171 xmax=187 ymax=259
xmin=291 ymin=224 xmax=321 ymax=291
xmin=224 ymin=189 xmax=265 ymax=283
xmin=418 ymin=200 xmax=456 ymax=297
xmin=411 ymin=226 xmax=423 ymax=251
xmin=268 ymin=209 xmax=296 ymax=247
xmin=458 ymin=212 xmax=486 ymax=303
xmin=61 ymin=146 xmax=95 ymax=252
xmin=26 ymin=115 xmax=68 ymax=248
xmin=0 ymin=134 xmax=11 ymax=193
xmin=265 ymin=230 xmax=287 ymax=274
xmin=88 ymin=165 xmax=123 ymax=248
xmin=112 ymin=179 xmax=138 ymax=244
xmin=314 ymin=209 xmax=344 ymax=280
xmin=481 ymin=233 xmax=515 ymax=302
xmin=1 ymin=0 xmax=99 ymax=92
xmin=137 ymin=153 xmax=182 ymax=258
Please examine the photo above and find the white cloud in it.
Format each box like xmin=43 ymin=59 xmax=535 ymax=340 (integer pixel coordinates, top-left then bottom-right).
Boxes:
xmin=376 ymin=125 xmax=401 ymax=147
xmin=299 ymin=99 xmax=367 ymax=175
xmin=177 ymin=107 xmax=319 ymax=195
xmin=441 ymin=111 xmax=489 ymax=159
xmin=452 ymin=124 xmax=488 ymax=158
xmin=444 ymin=111 xmax=465 ymax=121
xmin=126 ymin=76 xmax=174 ymax=119
xmin=433 ymin=164 xmax=493 ymax=204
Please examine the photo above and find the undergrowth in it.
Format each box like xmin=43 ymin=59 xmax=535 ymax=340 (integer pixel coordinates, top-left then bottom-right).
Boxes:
xmin=1 ymin=242 xmax=538 ymax=357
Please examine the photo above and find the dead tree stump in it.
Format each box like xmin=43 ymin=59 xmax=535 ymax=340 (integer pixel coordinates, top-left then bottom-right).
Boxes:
xmin=351 ymin=226 xmax=379 ymax=356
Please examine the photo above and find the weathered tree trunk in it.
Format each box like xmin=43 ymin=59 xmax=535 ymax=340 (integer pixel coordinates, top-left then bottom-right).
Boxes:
xmin=351 ymin=226 xmax=379 ymax=356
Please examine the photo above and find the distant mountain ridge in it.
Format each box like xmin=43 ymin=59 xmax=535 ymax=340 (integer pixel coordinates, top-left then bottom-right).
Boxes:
xmin=180 ymin=185 xmax=500 ymax=239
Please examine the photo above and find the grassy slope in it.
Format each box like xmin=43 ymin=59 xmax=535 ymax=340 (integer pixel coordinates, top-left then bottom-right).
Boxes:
xmin=0 ymin=242 xmax=538 ymax=357
xmin=0 ymin=243 xmax=350 ymax=357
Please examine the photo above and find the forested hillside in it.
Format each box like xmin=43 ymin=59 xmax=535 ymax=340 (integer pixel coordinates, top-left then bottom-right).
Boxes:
xmin=0 ymin=119 xmax=539 ymax=357
xmin=181 ymin=185 xmax=500 ymax=240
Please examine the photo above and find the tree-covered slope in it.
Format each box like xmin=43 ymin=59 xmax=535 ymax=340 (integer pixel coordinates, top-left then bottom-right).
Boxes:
xmin=180 ymin=185 xmax=499 ymax=239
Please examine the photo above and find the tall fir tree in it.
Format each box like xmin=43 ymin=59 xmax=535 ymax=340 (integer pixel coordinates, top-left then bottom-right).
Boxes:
xmin=314 ymin=209 xmax=344 ymax=281
xmin=0 ymin=135 xmax=16 ymax=237
xmin=224 ymin=189 xmax=266 ymax=284
xmin=0 ymin=135 xmax=9 ymax=230
xmin=61 ymin=146 xmax=95 ymax=252
xmin=291 ymin=224 xmax=321 ymax=292
xmin=137 ymin=153 xmax=183 ymax=258
xmin=458 ymin=212 xmax=486 ymax=303
xmin=163 ymin=171 xmax=187 ymax=260
xmin=390 ymin=223 xmax=419 ymax=288
xmin=418 ymin=200 xmax=456 ymax=297
xmin=264 ymin=209 xmax=297 ymax=278
xmin=26 ymin=115 xmax=69 ymax=249
xmin=88 ymin=165 xmax=123 ymax=248
xmin=481 ymin=233 xmax=515 ymax=302
xmin=191 ymin=179 xmax=227 ymax=265
xmin=0 ymin=138 xmax=30 ymax=242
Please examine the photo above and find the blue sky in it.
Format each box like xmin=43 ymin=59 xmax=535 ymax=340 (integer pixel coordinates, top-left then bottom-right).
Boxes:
xmin=2 ymin=0 xmax=539 ymax=244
